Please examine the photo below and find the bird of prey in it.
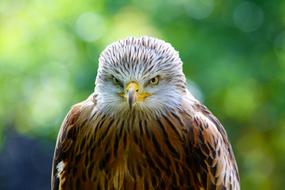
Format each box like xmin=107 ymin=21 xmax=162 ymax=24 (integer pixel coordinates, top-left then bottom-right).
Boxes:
xmin=51 ymin=36 xmax=240 ymax=190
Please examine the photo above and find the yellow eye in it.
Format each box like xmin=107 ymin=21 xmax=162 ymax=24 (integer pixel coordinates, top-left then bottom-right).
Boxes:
xmin=149 ymin=76 xmax=159 ymax=85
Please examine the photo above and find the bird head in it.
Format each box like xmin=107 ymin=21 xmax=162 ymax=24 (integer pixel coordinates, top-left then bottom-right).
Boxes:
xmin=94 ymin=36 xmax=187 ymax=117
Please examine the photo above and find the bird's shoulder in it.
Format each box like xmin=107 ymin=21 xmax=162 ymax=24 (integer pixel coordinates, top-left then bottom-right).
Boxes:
xmin=57 ymin=94 xmax=96 ymax=144
xmin=180 ymin=100 xmax=240 ymax=189
xmin=51 ymin=93 xmax=97 ymax=189
xmin=188 ymin=103 xmax=229 ymax=146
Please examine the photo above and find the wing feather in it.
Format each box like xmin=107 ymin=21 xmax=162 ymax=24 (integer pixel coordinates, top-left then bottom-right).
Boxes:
xmin=185 ymin=103 xmax=240 ymax=190
xmin=51 ymin=95 xmax=95 ymax=190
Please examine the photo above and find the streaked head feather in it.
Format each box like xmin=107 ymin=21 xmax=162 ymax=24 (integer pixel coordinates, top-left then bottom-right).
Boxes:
xmin=94 ymin=36 xmax=192 ymax=117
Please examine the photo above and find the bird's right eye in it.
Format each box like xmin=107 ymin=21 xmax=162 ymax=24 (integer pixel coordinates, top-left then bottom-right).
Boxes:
xmin=112 ymin=76 xmax=121 ymax=86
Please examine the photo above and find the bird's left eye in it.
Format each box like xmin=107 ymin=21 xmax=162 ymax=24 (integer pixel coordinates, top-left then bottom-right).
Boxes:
xmin=149 ymin=76 xmax=159 ymax=85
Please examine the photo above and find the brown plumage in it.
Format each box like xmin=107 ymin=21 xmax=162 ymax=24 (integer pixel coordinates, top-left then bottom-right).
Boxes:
xmin=51 ymin=36 xmax=240 ymax=190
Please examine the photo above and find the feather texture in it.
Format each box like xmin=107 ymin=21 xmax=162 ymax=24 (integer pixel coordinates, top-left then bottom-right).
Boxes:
xmin=51 ymin=93 xmax=239 ymax=190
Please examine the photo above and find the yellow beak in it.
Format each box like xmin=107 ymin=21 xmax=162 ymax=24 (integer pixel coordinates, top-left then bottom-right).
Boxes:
xmin=125 ymin=81 xmax=150 ymax=109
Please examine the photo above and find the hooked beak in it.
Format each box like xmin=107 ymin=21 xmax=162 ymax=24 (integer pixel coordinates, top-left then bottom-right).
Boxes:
xmin=125 ymin=81 xmax=150 ymax=109
xmin=127 ymin=84 xmax=136 ymax=109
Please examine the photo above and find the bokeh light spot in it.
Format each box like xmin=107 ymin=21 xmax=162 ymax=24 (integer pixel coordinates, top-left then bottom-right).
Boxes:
xmin=29 ymin=78 xmax=70 ymax=129
xmin=47 ymin=31 xmax=78 ymax=63
xmin=75 ymin=12 xmax=106 ymax=42
xmin=186 ymin=0 xmax=214 ymax=20
xmin=233 ymin=1 xmax=264 ymax=32
xmin=223 ymin=84 xmax=258 ymax=120
xmin=103 ymin=6 xmax=160 ymax=44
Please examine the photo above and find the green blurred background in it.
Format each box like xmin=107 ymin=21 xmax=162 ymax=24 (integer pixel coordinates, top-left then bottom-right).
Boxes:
xmin=0 ymin=0 xmax=284 ymax=189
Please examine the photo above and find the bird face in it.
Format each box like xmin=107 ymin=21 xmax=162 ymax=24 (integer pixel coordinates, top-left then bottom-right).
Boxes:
xmin=120 ymin=81 xmax=151 ymax=109
xmin=111 ymin=74 xmax=163 ymax=108
xmin=94 ymin=36 xmax=187 ymax=116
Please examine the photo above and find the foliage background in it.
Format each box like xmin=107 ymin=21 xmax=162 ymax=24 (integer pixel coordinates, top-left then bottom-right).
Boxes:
xmin=0 ymin=0 xmax=284 ymax=189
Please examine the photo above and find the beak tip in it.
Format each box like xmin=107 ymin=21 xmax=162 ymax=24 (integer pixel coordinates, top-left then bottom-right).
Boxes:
xmin=127 ymin=89 xmax=135 ymax=109
xmin=128 ymin=101 xmax=134 ymax=110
